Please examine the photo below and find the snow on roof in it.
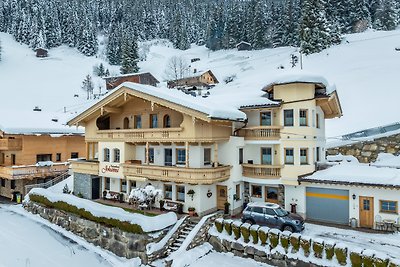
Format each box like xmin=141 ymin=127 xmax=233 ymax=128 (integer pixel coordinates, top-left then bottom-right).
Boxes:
xmin=0 ymin=109 xmax=84 ymax=135
xmin=103 ymin=71 xmax=159 ymax=80
xmin=27 ymin=188 xmax=177 ymax=232
xmin=372 ymin=153 xmax=400 ymax=168
xmin=262 ymin=71 xmax=332 ymax=92
xmin=327 ymin=153 xmax=359 ymax=163
xmin=302 ymin=163 xmax=400 ymax=188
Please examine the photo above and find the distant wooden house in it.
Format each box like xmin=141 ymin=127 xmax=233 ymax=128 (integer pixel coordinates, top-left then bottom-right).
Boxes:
xmin=167 ymin=70 xmax=219 ymax=89
xmin=35 ymin=48 xmax=48 ymax=58
xmin=104 ymin=72 xmax=159 ymax=90
xmin=236 ymin=41 xmax=252 ymax=51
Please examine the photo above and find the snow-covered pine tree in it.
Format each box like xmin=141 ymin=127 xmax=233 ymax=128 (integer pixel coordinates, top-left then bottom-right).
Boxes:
xmin=299 ymin=0 xmax=332 ymax=55
xmin=350 ymin=0 xmax=371 ymax=32
xmin=223 ymin=2 xmax=241 ymax=49
xmin=251 ymin=0 xmax=267 ymax=49
xmin=374 ymin=0 xmax=398 ymax=30
xmin=206 ymin=5 xmax=225 ymax=51
xmin=120 ymin=37 xmax=139 ymax=74
xmin=106 ymin=24 xmax=122 ymax=65
xmin=0 ymin=39 xmax=2 ymax=61
xmin=77 ymin=19 xmax=97 ymax=56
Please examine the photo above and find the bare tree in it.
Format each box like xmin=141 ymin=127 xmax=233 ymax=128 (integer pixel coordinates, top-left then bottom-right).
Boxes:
xmin=81 ymin=74 xmax=94 ymax=100
xmin=164 ymin=55 xmax=190 ymax=82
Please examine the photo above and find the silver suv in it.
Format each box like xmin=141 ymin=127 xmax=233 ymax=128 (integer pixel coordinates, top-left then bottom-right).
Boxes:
xmin=241 ymin=202 xmax=304 ymax=232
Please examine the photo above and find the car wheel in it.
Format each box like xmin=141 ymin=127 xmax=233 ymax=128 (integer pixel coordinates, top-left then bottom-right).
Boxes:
xmin=245 ymin=219 xmax=255 ymax=225
xmin=283 ymin=225 xmax=294 ymax=232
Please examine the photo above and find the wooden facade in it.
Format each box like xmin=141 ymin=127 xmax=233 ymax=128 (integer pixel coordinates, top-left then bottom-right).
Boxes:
xmin=105 ymin=72 xmax=159 ymax=90
xmin=167 ymin=70 xmax=219 ymax=89
xmin=35 ymin=48 xmax=48 ymax=58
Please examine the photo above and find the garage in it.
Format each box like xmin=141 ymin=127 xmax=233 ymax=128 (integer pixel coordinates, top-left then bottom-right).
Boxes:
xmin=306 ymin=187 xmax=349 ymax=224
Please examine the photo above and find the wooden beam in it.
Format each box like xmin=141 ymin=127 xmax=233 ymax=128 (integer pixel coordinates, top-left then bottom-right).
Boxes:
xmin=103 ymin=106 xmax=122 ymax=113
xmin=185 ymin=141 xmax=189 ymax=168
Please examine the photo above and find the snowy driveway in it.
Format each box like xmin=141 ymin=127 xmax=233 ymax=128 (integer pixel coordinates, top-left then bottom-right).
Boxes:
xmin=303 ymin=223 xmax=400 ymax=259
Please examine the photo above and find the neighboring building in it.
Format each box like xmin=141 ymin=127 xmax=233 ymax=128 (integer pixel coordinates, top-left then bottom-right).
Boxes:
xmin=0 ymin=111 xmax=85 ymax=199
xmin=67 ymin=73 xmax=342 ymax=216
xmin=327 ymin=122 xmax=400 ymax=163
xmin=35 ymin=48 xmax=48 ymax=58
xmin=236 ymin=41 xmax=252 ymax=51
xmin=299 ymin=154 xmax=400 ymax=229
xmin=105 ymin=72 xmax=159 ymax=90
xmin=167 ymin=70 xmax=219 ymax=90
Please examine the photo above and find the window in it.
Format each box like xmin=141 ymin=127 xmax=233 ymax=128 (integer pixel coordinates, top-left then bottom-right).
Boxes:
xmin=148 ymin=148 xmax=155 ymax=163
xmin=56 ymin=153 xmax=61 ymax=162
xmin=176 ymin=149 xmax=186 ymax=165
xmin=113 ymin=149 xmax=120 ymax=163
xmin=150 ymin=114 xmax=158 ymax=128
xmin=299 ymin=109 xmax=308 ymax=126
xmin=261 ymin=147 xmax=272 ymax=165
xmin=235 ymin=184 xmax=241 ymax=200
xmin=265 ymin=187 xmax=278 ymax=203
xmin=316 ymin=147 xmax=320 ymax=162
xmin=105 ymin=177 xmax=110 ymax=190
xmin=103 ymin=148 xmax=110 ymax=162
xmin=120 ymin=179 xmax=127 ymax=193
xmin=11 ymin=154 xmax=16 ymax=165
xmin=251 ymin=185 xmax=262 ymax=198
xmin=239 ymin=148 xmax=243 ymax=164
xmin=204 ymin=148 xmax=211 ymax=165
xmin=163 ymin=115 xmax=171 ymax=128
xmin=300 ymin=148 xmax=308 ymax=165
xmin=71 ymin=152 xmax=79 ymax=159
xmin=36 ymin=154 xmax=52 ymax=162
xmin=265 ymin=208 xmax=276 ymax=216
xmin=380 ymin=200 xmax=398 ymax=214
xmin=285 ymin=148 xmax=294 ymax=164
xmin=164 ymin=184 xmax=172 ymax=200
xmin=176 ymin=185 xmax=185 ymax=202
xmin=11 ymin=180 xmax=16 ymax=190
xmin=284 ymin=109 xmax=294 ymax=126
xmin=1 ymin=178 xmax=5 ymax=187
xmin=129 ymin=181 xmax=136 ymax=191
xmin=260 ymin=111 xmax=272 ymax=126
xmin=316 ymin=113 xmax=320 ymax=128
xmin=134 ymin=115 xmax=142 ymax=129
xmin=252 ymin=207 xmax=264 ymax=214
xmin=123 ymin=117 xmax=130 ymax=129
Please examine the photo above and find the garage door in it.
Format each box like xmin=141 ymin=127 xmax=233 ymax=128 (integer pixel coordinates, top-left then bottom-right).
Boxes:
xmin=306 ymin=187 xmax=349 ymax=224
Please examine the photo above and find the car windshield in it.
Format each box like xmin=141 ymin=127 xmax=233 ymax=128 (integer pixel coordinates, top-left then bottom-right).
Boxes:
xmin=275 ymin=207 xmax=289 ymax=217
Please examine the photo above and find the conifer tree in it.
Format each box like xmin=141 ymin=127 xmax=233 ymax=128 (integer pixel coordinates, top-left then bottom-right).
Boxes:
xmin=120 ymin=37 xmax=139 ymax=74
xmin=77 ymin=19 xmax=97 ymax=56
xmin=0 ymin=39 xmax=2 ymax=62
xmin=350 ymin=0 xmax=371 ymax=32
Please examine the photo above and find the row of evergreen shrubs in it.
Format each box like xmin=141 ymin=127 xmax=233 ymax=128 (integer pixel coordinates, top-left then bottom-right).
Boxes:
xmin=214 ymin=218 xmax=399 ymax=267
xmin=29 ymin=194 xmax=144 ymax=234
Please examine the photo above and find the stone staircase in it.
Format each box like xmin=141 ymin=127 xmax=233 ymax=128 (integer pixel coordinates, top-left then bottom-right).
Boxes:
xmin=165 ymin=218 xmax=198 ymax=255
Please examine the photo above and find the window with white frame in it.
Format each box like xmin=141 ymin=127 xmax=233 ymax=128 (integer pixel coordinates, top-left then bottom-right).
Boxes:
xmin=164 ymin=184 xmax=172 ymax=200
xmin=105 ymin=177 xmax=110 ymax=190
xmin=285 ymin=148 xmax=294 ymax=164
xmin=176 ymin=148 xmax=186 ymax=165
xmin=284 ymin=109 xmax=294 ymax=126
xmin=299 ymin=109 xmax=308 ymax=126
xmin=204 ymin=148 xmax=211 ymax=165
xmin=176 ymin=185 xmax=185 ymax=202
xmin=104 ymin=148 xmax=110 ymax=162
xmin=120 ymin=179 xmax=127 ymax=193
xmin=260 ymin=111 xmax=272 ymax=126
xmin=113 ymin=148 xmax=120 ymax=163
xmin=148 ymin=148 xmax=155 ymax=163
xmin=300 ymin=148 xmax=308 ymax=165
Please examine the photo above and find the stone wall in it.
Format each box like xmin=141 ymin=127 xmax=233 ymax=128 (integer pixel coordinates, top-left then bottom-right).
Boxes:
xmin=327 ymin=134 xmax=400 ymax=163
xmin=188 ymin=213 xmax=222 ymax=250
xmin=23 ymin=201 xmax=162 ymax=264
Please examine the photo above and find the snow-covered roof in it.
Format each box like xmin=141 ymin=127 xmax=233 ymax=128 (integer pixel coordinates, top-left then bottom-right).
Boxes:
xmin=103 ymin=71 xmax=159 ymax=80
xmin=372 ymin=153 xmax=400 ymax=168
xmin=0 ymin=109 xmax=84 ymax=135
xmin=262 ymin=72 xmax=333 ymax=92
xmin=301 ymin=163 xmax=400 ymax=188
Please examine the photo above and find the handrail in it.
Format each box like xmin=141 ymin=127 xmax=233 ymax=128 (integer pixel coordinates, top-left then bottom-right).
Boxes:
xmin=24 ymin=171 xmax=70 ymax=195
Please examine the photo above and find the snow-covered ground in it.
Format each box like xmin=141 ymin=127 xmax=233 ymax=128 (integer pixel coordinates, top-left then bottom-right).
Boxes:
xmin=1 ymin=29 xmax=400 ymax=136
xmin=303 ymin=223 xmax=400 ymax=259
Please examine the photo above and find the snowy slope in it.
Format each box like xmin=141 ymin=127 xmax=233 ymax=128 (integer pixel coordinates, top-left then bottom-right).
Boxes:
xmin=1 ymin=29 xmax=400 ymax=136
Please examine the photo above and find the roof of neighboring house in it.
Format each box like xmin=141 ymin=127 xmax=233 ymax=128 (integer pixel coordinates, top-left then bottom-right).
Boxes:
xmin=236 ymin=41 xmax=252 ymax=47
xmin=300 ymin=162 xmax=400 ymax=188
xmin=171 ymin=70 xmax=219 ymax=85
xmin=104 ymin=72 xmax=159 ymax=83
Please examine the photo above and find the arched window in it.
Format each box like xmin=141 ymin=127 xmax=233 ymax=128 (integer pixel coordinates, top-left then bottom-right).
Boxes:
xmin=103 ymin=148 xmax=110 ymax=162
xmin=123 ymin=117 xmax=129 ymax=129
xmin=113 ymin=148 xmax=120 ymax=163
xmin=163 ymin=115 xmax=171 ymax=128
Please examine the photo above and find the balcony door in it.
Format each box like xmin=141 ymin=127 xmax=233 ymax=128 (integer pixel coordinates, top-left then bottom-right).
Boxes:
xmin=261 ymin=147 xmax=272 ymax=165
xmin=164 ymin=148 xmax=173 ymax=166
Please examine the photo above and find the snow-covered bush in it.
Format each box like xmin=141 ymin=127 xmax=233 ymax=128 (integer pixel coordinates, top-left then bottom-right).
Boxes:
xmin=232 ymin=221 xmax=242 ymax=240
xmin=373 ymin=253 xmax=389 ymax=267
xmin=300 ymin=236 xmax=312 ymax=257
xmin=334 ymin=244 xmax=348 ymax=266
xmin=280 ymin=231 xmax=291 ymax=252
xmin=269 ymin=229 xmax=280 ymax=248
xmin=240 ymin=223 xmax=251 ymax=243
xmin=350 ymin=248 xmax=363 ymax=267
xmin=312 ymin=238 xmax=324 ymax=259
xmin=258 ymin=227 xmax=269 ymax=245
xmin=129 ymin=185 xmax=162 ymax=209
xmin=224 ymin=219 xmax=233 ymax=235
xmin=215 ymin=218 xmax=223 ymax=233
xmin=324 ymin=240 xmax=335 ymax=260
xmin=250 ymin=225 xmax=259 ymax=244
xmin=62 ymin=184 xmax=71 ymax=194
xmin=290 ymin=233 xmax=301 ymax=253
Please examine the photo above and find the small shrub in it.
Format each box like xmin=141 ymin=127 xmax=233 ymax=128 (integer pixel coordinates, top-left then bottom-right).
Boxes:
xmin=280 ymin=232 xmax=290 ymax=251
xmin=350 ymin=251 xmax=363 ymax=267
xmin=250 ymin=226 xmax=259 ymax=244
xmin=335 ymin=246 xmax=348 ymax=266
xmin=325 ymin=243 xmax=335 ymax=260
xmin=362 ymin=254 xmax=374 ymax=266
xmin=388 ymin=260 xmax=400 ymax=267
xmin=258 ymin=228 xmax=268 ymax=245
xmin=300 ymin=237 xmax=311 ymax=257
xmin=373 ymin=257 xmax=389 ymax=267
xmin=269 ymin=230 xmax=279 ymax=248
xmin=290 ymin=234 xmax=301 ymax=253
xmin=241 ymin=224 xmax=251 ymax=243
xmin=224 ymin=220 xmax=233 ymax=235
xmin=232 ymin=222 xmax=241 ymax=240
xmin=215 ymin=219 xmax=223 ymax=233
xmin=313 ymin=240 xmax=324 ymax=259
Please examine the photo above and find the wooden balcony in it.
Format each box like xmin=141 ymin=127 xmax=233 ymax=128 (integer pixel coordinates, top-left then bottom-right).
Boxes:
xmin=237 ymin=126 xmax=281 ymax=140
xmin=122 ymin=163 xmax=231 ymax=185
xmin=0 ymin=138 xmax=22 ymax=150
xmin=0 ymin=163 xmax=69 ymax=180
xmin=242 ymin=164 xmax=282 ymax=179
xmin=70 ymin=160 xmax=99 ymax=175
xmin=96 ymin=127 xmax=184 ymax=142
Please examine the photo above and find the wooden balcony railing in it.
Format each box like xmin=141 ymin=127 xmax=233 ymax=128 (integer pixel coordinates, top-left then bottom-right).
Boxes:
xmin=237 ymin=126 xmax=281 ymax=140
xmin=96 ymin=127 xmax=184 ymax=142
xmin=242 ymin=163 xmax=282 ymax=179
xmin=0 ymin=138 xmax=22 ymax=150
xmin=70 ymin=160 xmax=99 ymax=175
xmin=122 ymin=163 xmax=231 ymax=185
xmin=0 ymin=163 xmax=69 ymax=180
